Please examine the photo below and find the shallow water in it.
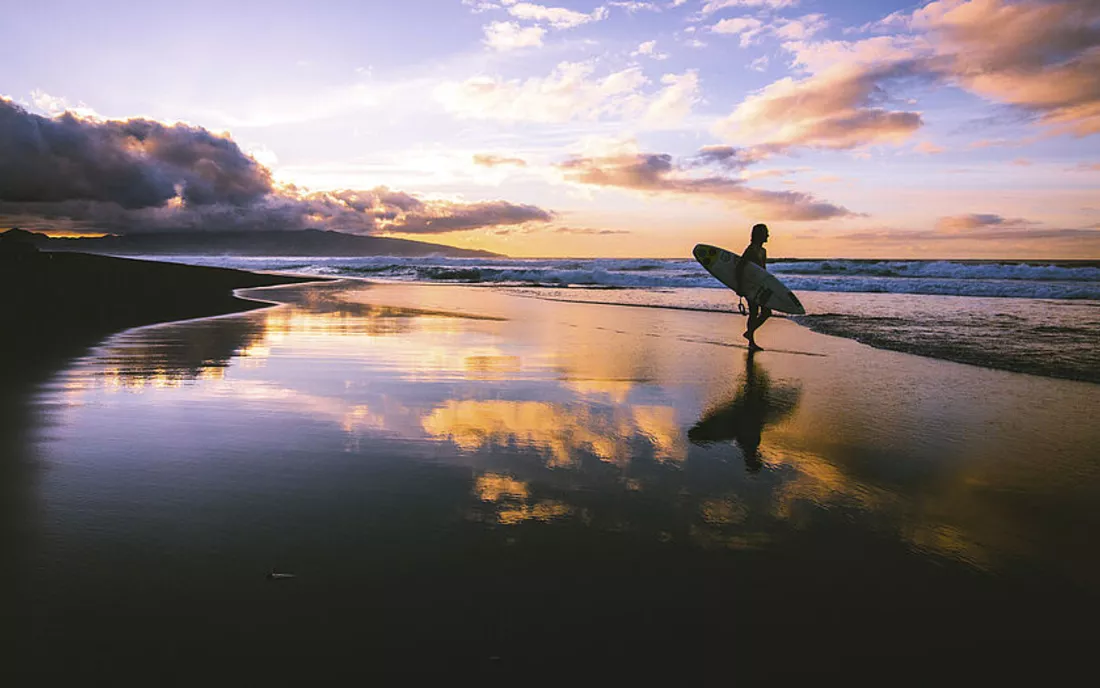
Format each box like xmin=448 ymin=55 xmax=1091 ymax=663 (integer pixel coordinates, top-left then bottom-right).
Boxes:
xmin=128 ymin=254 xmax=1100 ymax=382
xmin=10 ymin=281 xmax=1100 ymax=682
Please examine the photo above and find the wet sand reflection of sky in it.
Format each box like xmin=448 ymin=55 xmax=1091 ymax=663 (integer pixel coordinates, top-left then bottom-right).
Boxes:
xmin=45 ymin=280 xmax=1100 ymax=583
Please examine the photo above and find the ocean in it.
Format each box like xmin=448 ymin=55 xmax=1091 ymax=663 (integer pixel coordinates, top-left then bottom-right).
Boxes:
xmin=132 ymin=254 xmax=1100 ymax=384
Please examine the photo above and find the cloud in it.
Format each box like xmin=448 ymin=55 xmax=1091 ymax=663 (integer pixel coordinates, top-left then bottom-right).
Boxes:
xmin=556 ymin=150 xmax=853 ymax=220
xmin=836 ymin=226 xmax=1099 ymax=247
xmin=691 ymin=144 xmax=765 ymax=170
xmin=911 ymin=0 xmax=1100 ymax=136
xmin=774 ymin=14 xmax=828 ymax=41
xmin=609 ymin=1 xmax=662 ymax=12
xmin=699 ymin=0 xmax=799 ymax=16
xmin=0 ymin=186 xmax=554 ymax=236
xmin=483 ymin=21 xmax=546 ymax=50
xmin=29 ymin=89 xmax=100 ymax=119
xmin=462 ymin=0 xmax=500 ymax=11
xmin=473 ymin=153 xmax=528 ymax=167
xmin=644 ymin=71 xmax=701 ymax=127
xmin=712 ymin=1 xmax=1099 ymax=160
xmin=1071 ymin=162 xmax=1100 ymax=172
xmin=507 ymin=2 xmax=607 ymax=28
xmin=934 ymin=213 xmax=1038 ymax=233
xmin=436 ymin=61 xmax=649 ymax=123
xmin=781 ymin=1 xmax=1100 ymax=141
xmin=712 ymin=13 xmax=827 ymax=47
xmin=386 ymin=198 xmax=553 ymax=233
xmin=0 ymin=96 xmax=272 ymax=209
xmin=439 ymin=62 xmax=700 ymax=128
xmin=553 ymin=226 xmax=631 ymax=234
xmin=0 ymin=97 xmax=554 ymax=236
xmin=914 ymin=141 xmax=945 ymax=154
xmin=713 ymin=61 xmax=926 ymax=154
xmin=632 ymin=40 xmax=669 ymax=60
xmin=712 ymin=17 xmax=765 ymax=46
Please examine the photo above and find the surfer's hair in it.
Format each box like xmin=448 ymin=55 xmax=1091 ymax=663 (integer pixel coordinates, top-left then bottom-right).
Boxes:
xmin=751 ymin=223 xmax=769 ymax=242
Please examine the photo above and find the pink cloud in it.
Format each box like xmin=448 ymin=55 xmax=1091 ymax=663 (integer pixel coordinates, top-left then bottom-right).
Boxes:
xmin=713 ymin=61 xmax=925 ymax=154
xmin=557 ymin=151 xmax=854 ymax=220
xmin=934 ymin=213 xmax=1039 ymax=233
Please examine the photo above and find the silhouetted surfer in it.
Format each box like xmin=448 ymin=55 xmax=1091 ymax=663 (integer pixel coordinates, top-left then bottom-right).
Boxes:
xmin=735 ymin=223 xmax=770 ymax=351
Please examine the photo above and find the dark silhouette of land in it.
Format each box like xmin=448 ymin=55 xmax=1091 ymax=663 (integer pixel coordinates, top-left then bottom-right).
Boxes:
xmin=0 ymin=231 xmax=320 ymax=386
xmin=3 ymin=227 xmax=500 ymax=257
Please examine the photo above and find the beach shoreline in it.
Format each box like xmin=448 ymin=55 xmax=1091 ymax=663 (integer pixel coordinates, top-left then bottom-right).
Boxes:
xmin=8 ymin=274 xmax=1100 ymax=682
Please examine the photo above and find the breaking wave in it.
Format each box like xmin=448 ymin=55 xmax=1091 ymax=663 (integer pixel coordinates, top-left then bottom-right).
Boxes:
xmin=138 ymin=255 xmax=1100 ymax=301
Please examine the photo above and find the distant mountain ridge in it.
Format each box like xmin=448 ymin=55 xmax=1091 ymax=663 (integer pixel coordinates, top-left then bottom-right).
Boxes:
xmin=0 ymin=228 xmax=501 ymax=258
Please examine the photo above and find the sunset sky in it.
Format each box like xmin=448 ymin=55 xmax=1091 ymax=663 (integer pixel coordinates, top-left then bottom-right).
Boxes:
xmin=2 ymin=0 xmax=1099 ymax=258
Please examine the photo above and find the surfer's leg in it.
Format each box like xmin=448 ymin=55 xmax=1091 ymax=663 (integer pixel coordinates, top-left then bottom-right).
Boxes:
xmin=744 ymin=302 xmax=763 ymax=349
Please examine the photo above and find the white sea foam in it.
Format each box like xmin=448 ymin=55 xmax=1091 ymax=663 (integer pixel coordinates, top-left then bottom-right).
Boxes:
xmin=135 ymin=255 xmax=1100 ymax=301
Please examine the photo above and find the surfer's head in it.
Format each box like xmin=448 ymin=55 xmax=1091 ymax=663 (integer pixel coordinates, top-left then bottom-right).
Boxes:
xmin=751 ymin=223 xmax=769 ymax=244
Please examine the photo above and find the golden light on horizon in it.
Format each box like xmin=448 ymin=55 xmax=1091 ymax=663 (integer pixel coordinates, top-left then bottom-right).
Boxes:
xmin=39 ymin=230 xmax=111 ymax=239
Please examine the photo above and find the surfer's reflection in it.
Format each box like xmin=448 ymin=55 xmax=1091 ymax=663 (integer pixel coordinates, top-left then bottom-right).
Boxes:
xmin=688 ymin=351 xmax=801 ymax=472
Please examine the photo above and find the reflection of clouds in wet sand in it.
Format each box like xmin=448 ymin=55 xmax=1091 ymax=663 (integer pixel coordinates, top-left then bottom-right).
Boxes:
xmin=681 ymin=354 xmax=1002 ymax=565
xmin=473 ymin=473 xmax=573 ymax=525
xmin=422 ymin=399 xmax=687 ymax=467
xmin=53 ymin=280 xmax=1099 ymax=578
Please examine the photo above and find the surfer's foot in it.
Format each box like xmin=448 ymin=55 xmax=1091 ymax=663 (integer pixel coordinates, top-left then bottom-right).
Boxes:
xmin=743 ymin=330 xmax=752 ymax=341
xmin=748 ymin=341 xmax=764 ymax=352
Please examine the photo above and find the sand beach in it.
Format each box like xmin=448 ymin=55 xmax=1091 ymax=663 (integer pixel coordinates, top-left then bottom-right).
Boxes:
xmin=6 ymin=269 xmax=1100 ymax=683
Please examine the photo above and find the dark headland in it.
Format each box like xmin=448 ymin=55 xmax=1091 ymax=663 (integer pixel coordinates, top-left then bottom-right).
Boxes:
xmin=6 ymin=227 xmax=501 ymax=258
xmin=0 ymin=229 xmax=322 ymax=387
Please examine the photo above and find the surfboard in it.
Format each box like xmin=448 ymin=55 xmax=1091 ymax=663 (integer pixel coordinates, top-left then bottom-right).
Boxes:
xmin=693 ymin=243 xmax=805 ymax=315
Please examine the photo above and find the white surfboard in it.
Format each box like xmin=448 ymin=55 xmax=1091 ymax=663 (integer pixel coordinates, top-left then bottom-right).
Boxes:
xmin=693 ymin=243 xmax=805 ymax=315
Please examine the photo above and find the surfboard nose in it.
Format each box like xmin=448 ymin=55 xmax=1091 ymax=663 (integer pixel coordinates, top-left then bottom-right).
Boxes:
xmin=693 ymin=244 xmax=717 ymax=268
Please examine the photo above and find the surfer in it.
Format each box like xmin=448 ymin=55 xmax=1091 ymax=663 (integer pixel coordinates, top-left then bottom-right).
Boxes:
xmin=735 ymin=223 xmax=771 ymax=351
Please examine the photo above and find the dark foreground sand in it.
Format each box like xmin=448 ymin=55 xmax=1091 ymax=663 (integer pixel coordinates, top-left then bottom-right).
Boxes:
xmin=7 ymin=277 xmax=1100 ymax=684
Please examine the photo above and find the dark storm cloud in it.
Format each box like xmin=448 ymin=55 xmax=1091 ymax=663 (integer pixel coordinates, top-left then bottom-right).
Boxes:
xmin=0 ymin=98 xmax=272 ymax=208
xmin=0 ymin=188 xmax=552 ymax=236
xmin=557 ymin=151 xmax=854 ymax=221
xmin=0 ymin=98 xmax=555 ymax=236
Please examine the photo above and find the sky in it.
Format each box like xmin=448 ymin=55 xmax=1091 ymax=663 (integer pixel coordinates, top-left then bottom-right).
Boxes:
xmin=1 ymin=0 xmax=1099 ymax=258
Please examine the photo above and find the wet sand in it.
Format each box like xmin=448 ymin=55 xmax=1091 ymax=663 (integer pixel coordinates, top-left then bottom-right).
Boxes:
xmin=9 ymin=278 xmax=1100 ymax=683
